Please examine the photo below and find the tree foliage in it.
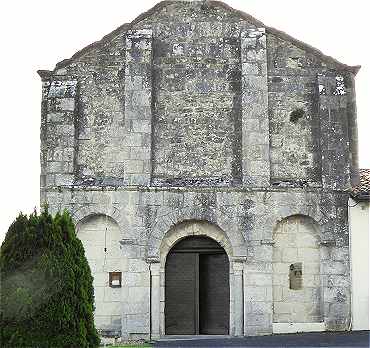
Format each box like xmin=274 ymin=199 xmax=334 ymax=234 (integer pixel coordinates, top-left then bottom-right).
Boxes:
xmin=0 ymin=209 xmax=100 ymax=347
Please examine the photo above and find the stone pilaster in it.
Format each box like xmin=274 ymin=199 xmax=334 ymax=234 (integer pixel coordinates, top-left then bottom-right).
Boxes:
xmin=318 ymin=73 xmax=351 ymax=190
xmin=240 ymin=28 xmax=270 ymax=187
xmin=345 ymin=73 xmax=360 ymax=187
xmin=232 ymin=258 xmax=245 ymax=336
xmin=149 ymin=261 xmax=161 ymax=340
xmin=321 ymin=243 xmax=351 ymax=331
xmin=124 ymin=29 xmax=153 ymax=186
xmin=244 ymin=258 xmax=273 ymax=336
xmin=40 ymin=77 xmax=78 ymax=192
xmin=120 ymin=241 xmax=150 ymax=339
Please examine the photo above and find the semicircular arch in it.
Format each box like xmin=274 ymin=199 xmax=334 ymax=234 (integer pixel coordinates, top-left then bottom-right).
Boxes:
xmin=148 ymin=206 xmax=246 ymax=259
xmin=273 ymin=213 xmax=321 ymax=239
xmin=72 ymin=204 xmax=122 ymax=232
xmin=159 ymin=220 xmax=233 ymax=266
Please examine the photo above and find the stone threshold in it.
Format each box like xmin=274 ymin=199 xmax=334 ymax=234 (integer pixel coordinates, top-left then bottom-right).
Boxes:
xmin=272 ymin=322 xmax=326 ymax=334
xmin=158 ymin=335 xmax=231 ymax=341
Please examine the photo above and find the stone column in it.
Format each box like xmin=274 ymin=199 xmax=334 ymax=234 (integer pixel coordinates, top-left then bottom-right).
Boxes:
xmin=148 ymin=258 xmax=161 ymax=339
xmin=232 ymin=257 xmax=246 ymax=336
xmin=240 ymin=28 xmax=270 ymax=187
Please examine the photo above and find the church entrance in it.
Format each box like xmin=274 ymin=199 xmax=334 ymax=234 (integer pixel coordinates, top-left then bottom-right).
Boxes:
xmin=165 ymin=236 xmax=230 ymax=335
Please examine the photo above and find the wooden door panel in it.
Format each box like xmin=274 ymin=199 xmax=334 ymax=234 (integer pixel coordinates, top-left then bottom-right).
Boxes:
xmin=199 ymin=253 xmax=229 ymax=334
xmin=165 ymin=236 xmax=230 ymax=335
xmin=165 ymin=252 xmax=197 ymax=334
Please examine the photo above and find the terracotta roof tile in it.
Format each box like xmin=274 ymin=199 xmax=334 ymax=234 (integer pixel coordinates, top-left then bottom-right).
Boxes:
xmin=352 ymin=169 xmax=370 ymax=201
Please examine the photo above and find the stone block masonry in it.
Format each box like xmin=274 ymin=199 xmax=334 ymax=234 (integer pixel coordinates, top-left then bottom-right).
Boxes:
xmin=43 ymin=186 xmax=352 ymax=337
xmin=151 ymin=20 xmax=243 ymax=186
xmin=241 ymin=28 xmax=270 ymax=187
xmin=318 ymin=73 xmax=351 ymax=191
xmin=123 ymin=29 xmax=153 ymax=186
xmin=38 ymin=0 xmax=360 ymax=340
xmin=40 ymin=79 xmax=78 ymax=193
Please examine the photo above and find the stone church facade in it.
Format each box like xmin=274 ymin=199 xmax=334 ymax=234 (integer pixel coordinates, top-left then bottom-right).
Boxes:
xmin=38 ymin=0 xmax=360 ymax=339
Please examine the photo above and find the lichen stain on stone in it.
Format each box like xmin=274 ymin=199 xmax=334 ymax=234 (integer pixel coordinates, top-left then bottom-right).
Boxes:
xmin=289 ymin=108 xmax=305 ymax=123
xmin=333 ymin=75 xmax=346 ymax=96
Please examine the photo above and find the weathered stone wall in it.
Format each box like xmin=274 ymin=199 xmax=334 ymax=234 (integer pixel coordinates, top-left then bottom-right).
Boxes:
xmin=268 ymin=74 xmax=321 ymax=185
xmin=73 ymin=28 xmax=153 ymax=187
xmin=39 ymin=1 xmax=358 ymax=191
xmin=151 ymin=21 xmax=242 ymax=185
xmin=38 ymin=0 xmax=359 ymax=338
xmin=40 ymin=78 xmax=77 ymax=188
xmin=241 ymin=28 xmax=270 ymax=187
xmin=318 ymin=73 xmax=351 ymax=190
xmin=267 ymin=34 xmax=322 ymax=186
xmin=42 ymin=187 xmax=351 ymax=336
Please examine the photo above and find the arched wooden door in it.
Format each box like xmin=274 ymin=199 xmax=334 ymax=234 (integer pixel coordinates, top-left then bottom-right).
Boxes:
xmin=165 ymin=236 xmax=230 ymax=335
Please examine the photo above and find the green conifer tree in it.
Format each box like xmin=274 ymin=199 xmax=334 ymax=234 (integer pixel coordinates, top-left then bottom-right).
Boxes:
xmin=0 ymin=209 xmax=100 ymax=348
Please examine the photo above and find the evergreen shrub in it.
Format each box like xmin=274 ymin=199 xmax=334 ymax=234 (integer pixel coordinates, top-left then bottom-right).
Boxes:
xmin=0 ymin=209 xmax=100 ymax=347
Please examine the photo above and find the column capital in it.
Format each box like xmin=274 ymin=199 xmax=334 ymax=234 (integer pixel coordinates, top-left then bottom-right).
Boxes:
xmin=231 ymin=256 xmax=247 ymax=263
xmin=232 ymin=256 xmax=247 ymax=272
xmin=147 ymin=256 xmax=160 ymax=264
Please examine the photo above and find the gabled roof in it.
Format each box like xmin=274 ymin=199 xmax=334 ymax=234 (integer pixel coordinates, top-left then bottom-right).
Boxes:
xmin=41 ymin=0 xmax=360 ymax=75
xmin=352 ymin=169 xmax=370 ymax=201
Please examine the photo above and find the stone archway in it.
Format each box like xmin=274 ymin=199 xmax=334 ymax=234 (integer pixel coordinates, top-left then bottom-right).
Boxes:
xmin=72 ymin=204 xmax=122 ymax=230
xmin=147 ymin=205 xmax=246 ymax=260
xmin=149 ymin=220 xmax=246 ymax=338
xmin=165 ymin=236 xmax=230 ymax=335
xmin=159 ymin=220 xmax=234 ymax=264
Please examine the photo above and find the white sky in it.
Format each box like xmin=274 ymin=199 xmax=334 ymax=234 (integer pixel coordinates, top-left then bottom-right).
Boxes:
xmin=0 ymin=0 xmax=369 ymax=243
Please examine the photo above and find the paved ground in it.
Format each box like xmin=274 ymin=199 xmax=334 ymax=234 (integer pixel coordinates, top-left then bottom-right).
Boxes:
xmin=154 ymin=331 xmax=369 ymax=347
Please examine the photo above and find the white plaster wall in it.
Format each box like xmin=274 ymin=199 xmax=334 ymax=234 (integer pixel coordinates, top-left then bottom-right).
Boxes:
xmin=349 ymin=198 xmax=370 ymax=330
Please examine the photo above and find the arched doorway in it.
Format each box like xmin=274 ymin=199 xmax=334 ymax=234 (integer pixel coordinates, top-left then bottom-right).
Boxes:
xmin=165 ymin=236 xmax=230 ymax=335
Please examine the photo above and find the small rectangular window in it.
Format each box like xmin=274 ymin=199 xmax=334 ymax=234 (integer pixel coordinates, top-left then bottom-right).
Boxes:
xmin=109 ymin=272 xmax=122 ymax=288
xmin=289 ymin=262 xmax=302 ymax=290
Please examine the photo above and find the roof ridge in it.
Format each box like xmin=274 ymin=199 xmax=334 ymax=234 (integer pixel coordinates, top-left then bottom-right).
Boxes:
xmin=38 ymin=0 xmax=360 ymax=75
